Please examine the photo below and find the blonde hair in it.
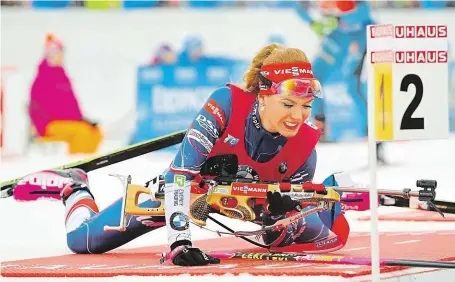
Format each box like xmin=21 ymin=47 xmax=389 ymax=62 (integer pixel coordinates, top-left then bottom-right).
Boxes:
xmin=243 ymin=44 xmax=310 ymax=94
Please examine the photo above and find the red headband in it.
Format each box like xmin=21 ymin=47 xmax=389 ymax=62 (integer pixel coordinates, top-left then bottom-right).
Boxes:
xmin=259 ymin=62 xmax=315 ymax=95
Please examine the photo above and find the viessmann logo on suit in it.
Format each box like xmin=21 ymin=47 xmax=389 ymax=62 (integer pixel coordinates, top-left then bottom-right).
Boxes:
xmin=204 ymin=99 xmax=225 ymax=128
xmin=231 ymin=183 xmax=268 ymax=196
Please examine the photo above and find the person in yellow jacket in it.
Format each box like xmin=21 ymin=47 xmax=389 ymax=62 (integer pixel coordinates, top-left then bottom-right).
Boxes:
xmin=29 ymin=33 xmax=103 ymax=154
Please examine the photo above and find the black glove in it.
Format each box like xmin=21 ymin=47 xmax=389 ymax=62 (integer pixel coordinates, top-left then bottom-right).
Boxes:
xmin=267 ymin=191 xmax=298 ymax=216
xmin=170 ymin=241 xmax=220 ymax=266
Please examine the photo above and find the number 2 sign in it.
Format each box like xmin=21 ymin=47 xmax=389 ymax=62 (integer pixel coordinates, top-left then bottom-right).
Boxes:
xmin=367 ymin=24 xmax=449 ymax=141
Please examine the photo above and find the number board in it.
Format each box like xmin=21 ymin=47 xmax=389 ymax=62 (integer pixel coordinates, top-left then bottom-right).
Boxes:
xmin=367 ymin=24 xmax=449 ymax=141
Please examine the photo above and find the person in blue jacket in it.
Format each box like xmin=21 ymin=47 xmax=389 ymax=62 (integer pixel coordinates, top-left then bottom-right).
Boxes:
xmin=294 ymin=1 xmax=385 ymax=161
xmin=178 ymin=34 xmax=241 ymax=66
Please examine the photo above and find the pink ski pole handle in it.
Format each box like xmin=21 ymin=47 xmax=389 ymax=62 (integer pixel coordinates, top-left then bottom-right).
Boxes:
xmin=209 ymin=252 xmax=455 ymax=269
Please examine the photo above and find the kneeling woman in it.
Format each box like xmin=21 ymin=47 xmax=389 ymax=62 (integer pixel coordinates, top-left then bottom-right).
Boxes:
xmin=21 ymin=44 xmax=349 ymax=267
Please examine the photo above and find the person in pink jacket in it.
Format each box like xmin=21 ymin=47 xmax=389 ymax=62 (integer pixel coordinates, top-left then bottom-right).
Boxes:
xmin=29 ymin=33 xmax=103 ymax=154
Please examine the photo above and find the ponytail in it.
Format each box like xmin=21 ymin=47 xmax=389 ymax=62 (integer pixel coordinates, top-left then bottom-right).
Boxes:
xmin=243 ymin=44 xmax=310 ymax=94
xmin=243 ymin=44 xmax=282 ymax=94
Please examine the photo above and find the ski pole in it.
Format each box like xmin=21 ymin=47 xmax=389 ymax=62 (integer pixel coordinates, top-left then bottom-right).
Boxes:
xmin=210 ymin=251 xmax=455 ymax=269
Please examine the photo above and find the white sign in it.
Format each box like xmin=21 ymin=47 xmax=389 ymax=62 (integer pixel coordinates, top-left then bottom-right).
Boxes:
xmin=367 ymin=24 xmax=449 ymax=141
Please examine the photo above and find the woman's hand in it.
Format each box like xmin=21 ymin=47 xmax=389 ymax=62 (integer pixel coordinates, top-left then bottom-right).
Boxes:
xmin=168 ymin=241 xmax=220 ymax=266
xmin=266 ymin=191 xmax=299 ymax=216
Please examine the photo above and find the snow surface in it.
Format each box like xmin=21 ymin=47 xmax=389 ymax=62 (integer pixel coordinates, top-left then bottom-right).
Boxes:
xmin=1 ymin=138 xmax=455 ymax=281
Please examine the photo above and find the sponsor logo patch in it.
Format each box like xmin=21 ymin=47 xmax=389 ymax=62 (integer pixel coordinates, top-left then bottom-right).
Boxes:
xmin=169 ymin=212 xmax=189 ymax=231
xmin=316 ymin=237 xmax=338 ymax=248
xmin=188 ymin=128 xmax=214 ymax=153
xmin=223 ymin=134 xmax=239 ymax=147
xmin=196 ymin=114 xmax=219 ymax=138
xmin=252 ymin=103 xmax=261 ymax=129
xmin=174 ymin=175 xmax=185 ymax=188
xmin=204 ymin=99 xmax=226 ymax=128
xmin=173 ymin=188 xmax=184 ymax=207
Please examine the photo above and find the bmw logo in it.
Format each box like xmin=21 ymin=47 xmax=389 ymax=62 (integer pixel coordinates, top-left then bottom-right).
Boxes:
xmin=169 ymin=212 xmax=189 ymax=231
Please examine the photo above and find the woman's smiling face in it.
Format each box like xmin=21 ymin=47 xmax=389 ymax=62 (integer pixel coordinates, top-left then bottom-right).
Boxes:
xmin=258 ymin=94 xmax=314 ymax=137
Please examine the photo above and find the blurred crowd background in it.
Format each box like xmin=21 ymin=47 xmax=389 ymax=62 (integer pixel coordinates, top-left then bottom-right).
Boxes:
xmin=1 ymin=0 xmax=454 ymax=158
xmin=2 ymin=0 xmax=455 ymax=9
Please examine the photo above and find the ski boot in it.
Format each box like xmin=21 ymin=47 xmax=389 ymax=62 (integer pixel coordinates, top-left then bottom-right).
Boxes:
xmin=13 ymin=168 xmax=89 ymax=202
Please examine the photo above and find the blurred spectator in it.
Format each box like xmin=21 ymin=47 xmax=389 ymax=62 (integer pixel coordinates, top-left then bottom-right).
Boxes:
xmin=123 ymin=0 xmax=160 ymax=9
xmin=244 ymin=1 xmax=296 ymax=8
xmin=178 ymin=35 xmax=205 ymax=64
xmin=267 ymin=32 xmax=286 ymax=45
xmin=71 ymin=1 xmax=85 ymax=7
xmin=29 ymin=33 xmax=103 ymax=154
xmin=31 ymin=0 xmax=72 ymax=9
xmin=177 ymin=34 xmax=240 ymax=65
xmin=420 ymin=0 xmax=447 ymax=9
xmin=392 ymin=1 xmax=418 ymax=8
xmin=150 ymin=44 xmax=177 ymax=65
xmin=1 ymin=1 xmax=25 ymax=6
xmin=85 ymin=0 xmax=121 ymax=9
xmin=2 ymin=0 xmax=454 ymax=8
xmin=186 ymin=0 xmax=228 ymax=8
